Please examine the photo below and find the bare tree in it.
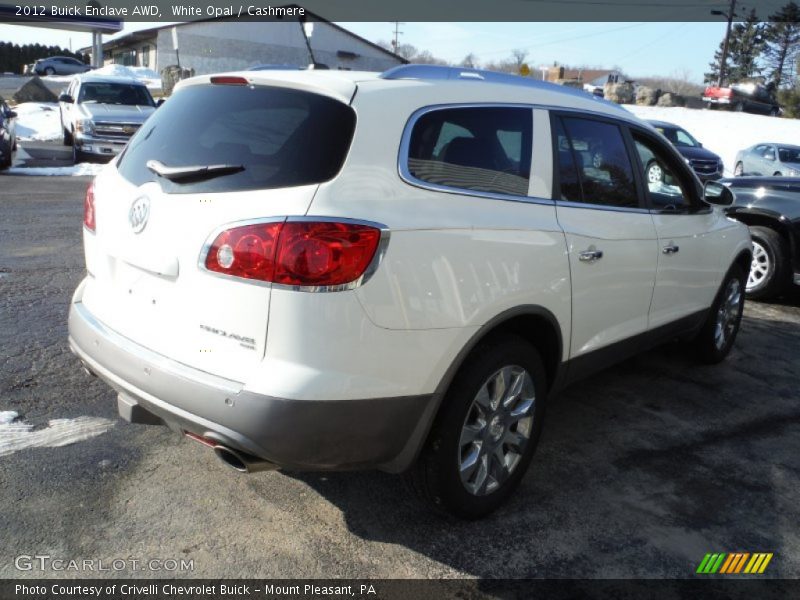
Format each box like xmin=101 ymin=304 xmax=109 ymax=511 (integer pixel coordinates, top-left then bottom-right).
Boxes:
xmin=460 ymin=53 xmax=478 ymax=68
xmin=511 ymin=48 xmax=529 ymax=70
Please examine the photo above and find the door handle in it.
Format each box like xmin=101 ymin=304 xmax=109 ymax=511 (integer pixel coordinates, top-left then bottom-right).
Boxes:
xmin=662 ymin=244 xmax=680 ymax=254
xmin=578 ymin=249 xmax=603 ymax=262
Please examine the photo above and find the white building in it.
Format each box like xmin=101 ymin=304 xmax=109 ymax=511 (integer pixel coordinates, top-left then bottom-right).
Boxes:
xmin=83 ymin=17 xmax=406 ymax=75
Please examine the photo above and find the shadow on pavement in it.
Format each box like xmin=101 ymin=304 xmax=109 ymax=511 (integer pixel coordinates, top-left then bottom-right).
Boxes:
xmin=285 ymin=311 xmax=800 ymax=578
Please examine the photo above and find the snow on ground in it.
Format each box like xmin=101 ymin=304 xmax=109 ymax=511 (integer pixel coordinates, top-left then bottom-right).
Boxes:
xmin=0 ymin=411 xmax=114 ymax=457
xmin=7 ymin=162 xmax=106 ymax=177
xmin=43 ymin=64 xmax=162 ymax=91
xmin=13 ymin=102 xmax=62 ymax=142
xmin=624 ymin=105 xmax=800 ymax=178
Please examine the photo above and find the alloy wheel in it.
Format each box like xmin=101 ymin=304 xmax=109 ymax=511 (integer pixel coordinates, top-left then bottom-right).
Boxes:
xmin=458 ymin=365 xmax=535 ymax=496
xmin=747 ymin=241 xmax=770 ymax=292
xmin=714 ymin=278 xmax=742 ymax=350
xmin=647 ymin=163 xmax=663 ymax=184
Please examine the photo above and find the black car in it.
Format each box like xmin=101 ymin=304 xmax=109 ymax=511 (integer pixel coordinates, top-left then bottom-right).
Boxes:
xmin=647 ymin=120 xmax=724 ymax=182
xmin=0 ymin=98 xmax=17 ymax=170
xmin=721 ymin=177 xmax=800 ymax=300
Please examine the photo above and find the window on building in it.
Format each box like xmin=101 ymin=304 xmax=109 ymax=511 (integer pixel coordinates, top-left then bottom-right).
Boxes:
xmin=141 ymin=45 xmax=150 ymax=68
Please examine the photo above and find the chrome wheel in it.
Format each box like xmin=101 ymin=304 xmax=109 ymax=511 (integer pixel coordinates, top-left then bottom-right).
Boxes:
xmin=647 ymin=162 xmax=663 ymax=184
xmin=458 ymin=365 xmax=535 ymax=496
xmin=747 ymin=240 xmax=770 ymax=291
xmin=714 ymin=278 xmax=742 ymax=350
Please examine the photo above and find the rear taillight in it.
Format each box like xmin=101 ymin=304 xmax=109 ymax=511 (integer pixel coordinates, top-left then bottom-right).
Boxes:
xmin=84 ymin=181 xmax=95 ymax=232
xmin=204 ymin=220 xmax=383 ymax=289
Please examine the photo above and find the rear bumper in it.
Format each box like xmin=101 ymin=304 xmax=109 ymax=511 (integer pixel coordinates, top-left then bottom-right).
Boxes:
xmin=68 ymin=295 xmax=430 ymax=472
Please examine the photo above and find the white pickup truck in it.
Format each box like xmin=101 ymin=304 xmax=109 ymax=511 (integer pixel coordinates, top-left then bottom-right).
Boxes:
xmin=59 ymin=74 xmax=157 ymax=163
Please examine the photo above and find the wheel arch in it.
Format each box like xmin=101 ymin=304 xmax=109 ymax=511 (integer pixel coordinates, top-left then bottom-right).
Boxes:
xmin=381 ymin=305 xmax=564 ymax=473
xmin=728 ymin=208 xmax=796 ymax=264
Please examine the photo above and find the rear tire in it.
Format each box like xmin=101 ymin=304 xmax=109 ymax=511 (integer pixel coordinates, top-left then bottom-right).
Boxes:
xmin=44 ymin=67 xmax=55 ymax=76
xmin=746 ymin=226 xmax=788 ymax=300
xmin=773 ymin=172 xmax=782 ymax=177
xmin=734 ymin=162 xmax=744 ymax=176
xmin=408 ymin=335 xmax=547 ymax=519
xmin=691 ymin=264 xmax=746 ymax=364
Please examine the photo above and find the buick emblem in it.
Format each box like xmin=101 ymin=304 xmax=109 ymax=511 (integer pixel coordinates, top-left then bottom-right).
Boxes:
xmin=128 ymin=196 xmax=150 ymax=234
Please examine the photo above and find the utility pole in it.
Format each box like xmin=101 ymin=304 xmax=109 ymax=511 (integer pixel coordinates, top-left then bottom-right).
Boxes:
xmin=392 ymin=22 xmax=404 ymax=52
xmin=712 ymin=0 xmax=737 ymax=86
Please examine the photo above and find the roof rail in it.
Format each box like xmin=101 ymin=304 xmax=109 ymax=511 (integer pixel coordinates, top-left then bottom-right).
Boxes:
xmin=379 ymin=64 xmax=615 ymax=104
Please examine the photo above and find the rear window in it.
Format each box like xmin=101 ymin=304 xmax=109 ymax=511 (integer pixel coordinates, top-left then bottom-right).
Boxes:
xmin=116 ymin=84 xmax=356 ymax=194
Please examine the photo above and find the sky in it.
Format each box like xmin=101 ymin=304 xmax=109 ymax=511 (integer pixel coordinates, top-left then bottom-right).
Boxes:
xmin=0 ymin=21 xmax=728 ymax=83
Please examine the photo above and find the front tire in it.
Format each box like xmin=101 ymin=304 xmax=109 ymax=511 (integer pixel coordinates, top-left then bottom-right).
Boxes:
xmin=646 ymin=160 xmax=664 ymax=184
xmin=409 ymin=335 xmax=547 ymax=519
xmin=44 ymin=67 xmax=55 ymax=76
xmin=746 ymin=226 xmax=787 ymax=300
xmin=692 ymin=264 xmax=746 ymax=364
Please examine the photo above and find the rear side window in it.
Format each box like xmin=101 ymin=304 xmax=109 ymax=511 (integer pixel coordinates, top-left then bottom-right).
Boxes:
xmin=405 ymin=106 xmax=532 ymax=197
xmin=116 ymin=84 xmax=356 ymax=194
xmin=555 ymin=116 xmax=639 ymax=209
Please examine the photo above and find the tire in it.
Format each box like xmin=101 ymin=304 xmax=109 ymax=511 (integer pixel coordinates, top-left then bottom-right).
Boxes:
xmin=63 ymin=126 xmax=73 ymax=147
xmin=734 ymin=162 xmax=744 ymax=177
xmin=691 ymin=264 xmax=746 ymax=364
xmin=746 ymin=226 xmax=788 ymax=300
xmin=72 ymin=143 xmax=92 ymax=164
xmin=44 ymin=67 xmax=55 ymax=76
xmin=770 ymin=107 xmax=780 ymax=117
xmin=1 ymin=145 xmax=11 ymax=170
xmin=734 ymin=102 xmax=744 ymax=112
xmin=646 ymin=160 xmax=664 ymax=184
xmin=773 ymin=172 xmax=782 ymax=177
xmin=408 ymin=335 xmax=547 ymax=519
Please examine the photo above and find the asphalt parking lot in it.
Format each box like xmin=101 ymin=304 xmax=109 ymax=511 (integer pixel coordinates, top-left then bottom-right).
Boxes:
xmin=1 ymin=172 xmax=798 ymax=580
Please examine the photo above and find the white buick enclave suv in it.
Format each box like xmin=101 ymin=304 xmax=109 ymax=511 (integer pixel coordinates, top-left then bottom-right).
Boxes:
xmin=68 ymin=65 xmax=752 ymax=518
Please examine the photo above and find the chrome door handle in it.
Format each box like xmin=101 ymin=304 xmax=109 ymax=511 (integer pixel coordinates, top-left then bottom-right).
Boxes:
xmin=578 ymin=249 xmax=603 ymax=262
xmin=662 ymin=244 xmax=680 ymax=254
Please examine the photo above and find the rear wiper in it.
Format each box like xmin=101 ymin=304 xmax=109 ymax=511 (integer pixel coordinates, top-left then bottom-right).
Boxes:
xmin=146 ymin=160 xmax=245 ymax=182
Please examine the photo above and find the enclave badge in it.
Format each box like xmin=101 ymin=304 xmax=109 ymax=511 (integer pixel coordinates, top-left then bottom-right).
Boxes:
xmin=129 ymin=196 xmax=150 ymax=234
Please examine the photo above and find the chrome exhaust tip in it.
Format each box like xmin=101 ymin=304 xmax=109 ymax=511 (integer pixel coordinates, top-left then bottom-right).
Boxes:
xmin=213 ymin=445 xmax=277 ymax=474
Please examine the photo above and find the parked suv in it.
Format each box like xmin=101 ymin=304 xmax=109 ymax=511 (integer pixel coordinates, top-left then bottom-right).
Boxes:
xmin=59 ymin=75 xmax=156 ymax=163
xmin=646 ymin=120 xmax=723 ymax=181
xmin=68 ymin=65 xmax=752 ymax=518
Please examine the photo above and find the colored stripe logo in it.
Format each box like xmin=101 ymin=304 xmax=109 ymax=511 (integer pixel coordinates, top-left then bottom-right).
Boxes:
xmin=697 ymin=552 xmax=773 ymax=574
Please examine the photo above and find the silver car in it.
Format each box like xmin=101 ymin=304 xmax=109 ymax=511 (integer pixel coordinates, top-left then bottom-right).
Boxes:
xmin=734 ymin=143 xmax=800 ymax=177
xmin=33 ymin=56 xmax=92 ymax=76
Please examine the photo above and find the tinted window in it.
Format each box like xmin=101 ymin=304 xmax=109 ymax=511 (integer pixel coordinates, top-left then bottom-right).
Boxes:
xmin=79 ymin=83 xmax=154 ymax=106
xmin=557 ymin=117 xmax=638 ymax=208
xmin=117 ymin=84 xmax=356 ymax=194
xmin=407 ymin=107 xmax=532 ymax=197
xmin=553 ymin=118 xmax=582 ymax=202
xmin=778 ymin=147 xmax=800 ymax=162
xmin=633 ymin=135 xmax=690 ymax=209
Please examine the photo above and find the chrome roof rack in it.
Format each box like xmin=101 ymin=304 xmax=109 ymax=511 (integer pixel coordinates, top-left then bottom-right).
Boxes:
xmin=379 ymin=64 xmax=614 ymax=104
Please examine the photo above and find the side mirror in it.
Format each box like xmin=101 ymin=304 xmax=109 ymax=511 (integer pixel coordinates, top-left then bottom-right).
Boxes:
xmin=5 ymin=110 xmax=17 ymax=119
xmin=156 ymin=98 xmax=166 ymax=107
xmin=704 ymin=180 xmax=734 ymax=206
xmin=764 ymin=152 xmax=776 ymax=161
xmin=58 ymin=93 xmax=74 ymax=103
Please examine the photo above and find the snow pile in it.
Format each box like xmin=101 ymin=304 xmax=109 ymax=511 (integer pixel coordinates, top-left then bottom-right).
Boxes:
xmin=7 ymin=163 xmax=106 ymax=177
xmin=91 ymin=64 xmax=162 ymax=90
xmin=624 ymin=105 xmax=800 ymax=177
xmin=13 ymin=102 xmax=62 ymax=142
